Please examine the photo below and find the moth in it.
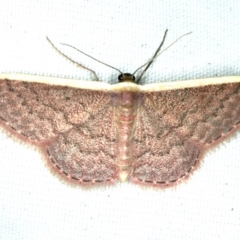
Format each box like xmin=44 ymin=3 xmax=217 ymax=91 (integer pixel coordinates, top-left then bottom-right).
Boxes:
xmin=0 ymin=30 xmax=239 ymax=188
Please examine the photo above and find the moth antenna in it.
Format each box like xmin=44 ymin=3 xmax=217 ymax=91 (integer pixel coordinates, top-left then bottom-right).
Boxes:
xmin=60 ymin=43 xmax=123 ymax=75
xmin=47 ymin=30 xmax=191 ymax=84
xmin=134 ymin=30 xmax=192 ymax=84
xmin=46 ymin=36 xmax=100 ymax=81
xmin=134 ymin=29 xmax=168 ymax=83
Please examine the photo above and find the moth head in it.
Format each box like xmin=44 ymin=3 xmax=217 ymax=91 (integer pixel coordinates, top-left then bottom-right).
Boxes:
xmin=118 ymin=73 xmax=136 ymax=83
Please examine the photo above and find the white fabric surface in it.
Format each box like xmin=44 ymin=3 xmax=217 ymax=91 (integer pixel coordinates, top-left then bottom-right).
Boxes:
xmin=0 ymin=1 xmax=240 ymax=239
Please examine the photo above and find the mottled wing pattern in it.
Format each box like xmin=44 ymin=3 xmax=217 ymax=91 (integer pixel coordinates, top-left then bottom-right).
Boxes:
xmin=131 ymin=83 xmax=240 ymax=186
xmin=0 ymin=79 xmax=118 ymax=184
